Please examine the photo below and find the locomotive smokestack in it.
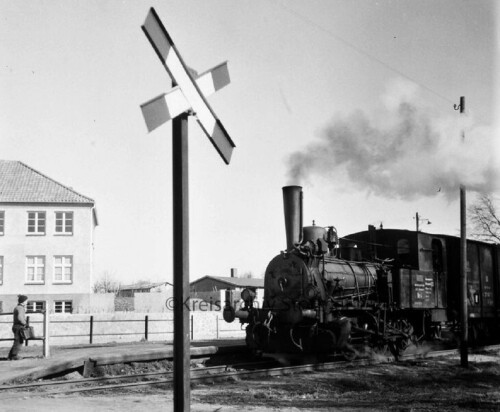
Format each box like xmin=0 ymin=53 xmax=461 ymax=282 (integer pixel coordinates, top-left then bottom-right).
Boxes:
xmin=282 ymin=186 xmax=303 ymax=250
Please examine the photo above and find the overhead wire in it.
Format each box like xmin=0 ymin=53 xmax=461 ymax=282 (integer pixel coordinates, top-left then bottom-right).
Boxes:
xmin=274 ymin=1 xmax=457 ymax=106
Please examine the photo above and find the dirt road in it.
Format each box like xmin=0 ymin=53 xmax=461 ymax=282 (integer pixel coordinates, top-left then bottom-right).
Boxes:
xmin=1 ymin=350 xmax=499 ymax=411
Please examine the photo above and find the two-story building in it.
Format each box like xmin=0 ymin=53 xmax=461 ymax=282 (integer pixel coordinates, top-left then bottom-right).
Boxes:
xmin=0 ymin=160 xmax=98 ymax=313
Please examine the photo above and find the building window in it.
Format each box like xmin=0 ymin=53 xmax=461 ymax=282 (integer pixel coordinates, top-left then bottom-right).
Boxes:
xmin=0 ymin=256 xmax=3 ymax=284
xmin=26 ymin=256 xmax=45 ymax=283
xmin=55 ymin=301 xmax=72 ymax=313
xmin=55 ymin=212 xmax=73 ymax=235
xmin=27 ymin=212 xmax=46 ymax=234
xmin=54 ymin=256 xmax=73 ymax=283
xmin=27 ymin=301 xmax=45 ymax=312
xmin=0 ymin=211 xmax=4 ymax=235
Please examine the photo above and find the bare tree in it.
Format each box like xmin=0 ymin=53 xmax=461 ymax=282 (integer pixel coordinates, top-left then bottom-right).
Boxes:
xmin=468 ymin=194 xmax=500 ymax=243
xmin=92 ymin=271 xmax=121 ymax=294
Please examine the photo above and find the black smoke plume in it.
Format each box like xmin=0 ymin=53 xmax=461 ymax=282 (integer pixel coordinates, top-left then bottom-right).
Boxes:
xmin=287 ymin=79 xmax=498 ymax=200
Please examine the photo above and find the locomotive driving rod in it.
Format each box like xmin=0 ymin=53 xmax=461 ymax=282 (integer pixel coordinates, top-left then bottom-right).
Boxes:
xmin=231 ymin=309 xmax=317 ymax=322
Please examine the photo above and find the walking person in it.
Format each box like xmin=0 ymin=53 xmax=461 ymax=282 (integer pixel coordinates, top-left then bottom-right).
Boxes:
xmin=8 ymin=295 xmax=28 ymax=360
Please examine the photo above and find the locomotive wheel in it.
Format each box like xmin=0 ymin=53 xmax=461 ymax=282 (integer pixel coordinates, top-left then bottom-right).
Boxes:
xmin=467 ymin=323 xmax=481 ymax=347
xmin=372 ymin=342 xmax=393 ymax=360
xmin=250 ymin=348 xmax=263 ymax=359
xmin=246 ymin=323 xmax=269 ymax=356
xmin=388 ymin=337 xmax=412 ymax=360
xmin=313 ymin=329 xmax=336 ymax=353
xmin=388 ymin=341 xmax=402 ymax=360
xmin=341 ymin=346 xmax=357 ymax=361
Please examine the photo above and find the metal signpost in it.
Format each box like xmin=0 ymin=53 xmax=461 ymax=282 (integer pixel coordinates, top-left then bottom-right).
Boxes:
xmin=140 ymin=8 xmax=235 ymax=411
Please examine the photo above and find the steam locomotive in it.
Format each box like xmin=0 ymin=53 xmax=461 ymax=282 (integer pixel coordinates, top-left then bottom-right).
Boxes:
xmin=224 ymin=186 xmax=500 ymax=358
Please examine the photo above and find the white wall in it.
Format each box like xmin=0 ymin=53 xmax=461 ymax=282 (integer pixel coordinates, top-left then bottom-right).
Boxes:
xmin=134 ymin=291 xmax=173 ymax=312
xmin=0 ymin=204 xmax=95 ymax=297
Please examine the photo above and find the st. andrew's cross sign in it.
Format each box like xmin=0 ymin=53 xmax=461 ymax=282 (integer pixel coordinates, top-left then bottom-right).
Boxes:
xmin=140 ymin=8 xmax=235 ymax=411
xmin=141 ymin=7 xmax=235 ymax=164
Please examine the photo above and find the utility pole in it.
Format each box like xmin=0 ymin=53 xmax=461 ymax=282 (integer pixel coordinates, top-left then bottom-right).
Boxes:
xmin=455 ymin=96 xmax=468 ymax=367
xmin=415 ymin=212 xmax=431 ymax=232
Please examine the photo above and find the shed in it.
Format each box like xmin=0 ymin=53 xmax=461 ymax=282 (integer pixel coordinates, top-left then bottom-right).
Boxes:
xmin=117 ymin=281 xmax=172 ymax=298
xmin=190 ymin=276 xmax=264 ymax=310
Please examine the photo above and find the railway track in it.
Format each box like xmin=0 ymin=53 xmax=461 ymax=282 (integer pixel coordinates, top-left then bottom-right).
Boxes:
xmin=1 ymin=344 xmax=498 ymax=398
xmin=0 ymin=359 xmax=279 ymax=396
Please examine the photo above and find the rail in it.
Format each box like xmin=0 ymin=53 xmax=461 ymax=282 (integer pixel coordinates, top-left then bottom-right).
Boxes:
xmin=6 ymin=345 xmax=499 ymax=396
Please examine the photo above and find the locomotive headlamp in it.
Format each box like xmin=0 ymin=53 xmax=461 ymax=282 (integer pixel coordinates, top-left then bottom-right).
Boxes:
xmin=223 ymin=306 xmax=236 ymax=323
xmin=241 ymin=288 xmax=256 ymax=303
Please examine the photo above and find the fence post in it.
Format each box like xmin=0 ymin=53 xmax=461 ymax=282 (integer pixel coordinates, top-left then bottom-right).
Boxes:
xmin=43 ymin=308 xmax=50 ymax=358
xmin=190 ymin=314 xmax=194 ymax=340
xmin=145 ymin=315 xmax=149 ymax=341
xmin=25 ymin=316 xmax=30 ymax=346
xmin=89 ymin=315 xmax=94 ymax=344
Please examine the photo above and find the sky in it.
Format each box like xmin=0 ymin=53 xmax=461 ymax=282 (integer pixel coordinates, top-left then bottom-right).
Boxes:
xmin=1 ymin=0 xmax=499 ymax=285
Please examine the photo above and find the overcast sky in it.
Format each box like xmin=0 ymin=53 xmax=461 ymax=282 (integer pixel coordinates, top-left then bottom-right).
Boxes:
xmin=1 ymin=0 xmax=498 ymax=284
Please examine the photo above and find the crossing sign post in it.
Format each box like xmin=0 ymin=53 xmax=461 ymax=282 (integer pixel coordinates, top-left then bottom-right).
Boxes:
xmin=140 ymin=8 xmax=235 ymax=411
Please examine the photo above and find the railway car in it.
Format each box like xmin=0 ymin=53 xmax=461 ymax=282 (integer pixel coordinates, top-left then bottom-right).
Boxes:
xmin=346 ymin=224 xmax=500 ymax=343
xmin=224 ymin=186 xmax=500 ymax=358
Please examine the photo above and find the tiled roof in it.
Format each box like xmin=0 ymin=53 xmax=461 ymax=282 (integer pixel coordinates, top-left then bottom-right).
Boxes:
xmin=191 ymin=276 xmax=264 ymax=289
xmin=0 ymin=160 xmax=94 ymax=204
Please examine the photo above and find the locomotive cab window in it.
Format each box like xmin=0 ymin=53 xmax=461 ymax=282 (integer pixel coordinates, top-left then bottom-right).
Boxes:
xmin=431 ymin=239 xmax=443 ymax=272
xmin=397 ymin=239 xmax=410 ymax=265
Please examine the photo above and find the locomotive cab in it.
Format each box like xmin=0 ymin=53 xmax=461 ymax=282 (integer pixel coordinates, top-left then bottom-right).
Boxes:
xmin=346 ymin=227 xmax=449 ymax=338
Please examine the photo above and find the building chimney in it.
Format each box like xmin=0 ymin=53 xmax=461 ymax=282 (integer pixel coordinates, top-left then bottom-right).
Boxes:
xmin=368 ymin=224 xmax=377 ymax=260
xmin=230 ymin=268 xmax=237 ymax=278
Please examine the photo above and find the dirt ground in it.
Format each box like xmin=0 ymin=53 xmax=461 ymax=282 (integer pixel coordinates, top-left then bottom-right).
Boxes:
xmin=1 ymin=348 xmax=499 ymax=411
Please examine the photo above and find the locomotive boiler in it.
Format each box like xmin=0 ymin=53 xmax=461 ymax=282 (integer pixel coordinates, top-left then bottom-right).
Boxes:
xmin=224 ymin=186 xmax=416 ymax=358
